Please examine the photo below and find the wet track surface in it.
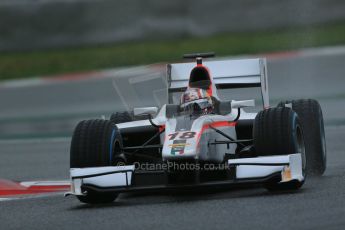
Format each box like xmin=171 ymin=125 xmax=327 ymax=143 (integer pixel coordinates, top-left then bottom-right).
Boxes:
xmin=0 ymin=50 xmax=345 ymax=229
xmin=0 ymin=125 xmax=344 ymax=230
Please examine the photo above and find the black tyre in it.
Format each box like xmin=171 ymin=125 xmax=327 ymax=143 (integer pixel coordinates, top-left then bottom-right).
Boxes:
xmin=253 ymin=107 xmax=306 ymax=191
xmin=110 ymin=111 xmax=133 ymax=124
xmin=70 ymin=119 xmax=122 ymax=203
xmin=277 ymin=99 xmax=326 ymax=176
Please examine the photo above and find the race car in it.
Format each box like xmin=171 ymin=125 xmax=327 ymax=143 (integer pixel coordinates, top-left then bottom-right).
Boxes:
xmin=66 ymin=53 xmax=326 ymax=204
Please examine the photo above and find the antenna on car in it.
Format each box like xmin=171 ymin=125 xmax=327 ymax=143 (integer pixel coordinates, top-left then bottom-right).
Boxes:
xmin=183 ymin=52 xmax=215 ymax=65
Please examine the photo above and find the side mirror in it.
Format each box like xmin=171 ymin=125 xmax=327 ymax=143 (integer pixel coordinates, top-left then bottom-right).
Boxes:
xmin=133 ymin=107 xmax=158 ymax=117
xmin=231 ymin=100 xmax=255 ymax=109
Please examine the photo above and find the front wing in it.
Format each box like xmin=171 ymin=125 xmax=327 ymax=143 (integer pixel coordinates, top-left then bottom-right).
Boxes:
xmin=66 ymin=154 xmax=303 ymax=196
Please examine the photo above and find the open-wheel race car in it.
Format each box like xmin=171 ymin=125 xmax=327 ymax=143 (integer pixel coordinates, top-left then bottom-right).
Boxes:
xmin=66 ymin=53 xmax=327 ymax=204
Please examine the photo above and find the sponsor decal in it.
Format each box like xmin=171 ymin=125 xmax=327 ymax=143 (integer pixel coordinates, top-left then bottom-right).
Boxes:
xmin=169 ymin=143 xmax=190 ymax=148
xmin=170 ymin=140 xmax=187 ymax=155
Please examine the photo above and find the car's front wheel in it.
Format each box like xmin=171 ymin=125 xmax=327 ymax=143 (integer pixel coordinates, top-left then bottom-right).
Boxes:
xmin=70 ymin=119 xmax=122 ymax=204
xmin=253 ymin=107 xmax=306 ymax=191
xmin=277 ymin=99 xmax=326 ymax=176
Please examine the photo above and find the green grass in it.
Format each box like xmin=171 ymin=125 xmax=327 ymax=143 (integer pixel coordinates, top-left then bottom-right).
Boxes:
xmin=1 ymin=22 xmax=345 ymax=80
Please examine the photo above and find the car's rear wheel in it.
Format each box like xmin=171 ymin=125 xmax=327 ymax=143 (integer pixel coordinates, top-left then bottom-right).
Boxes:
xmin=277 ymin=99 xmax=326 ymax=176
xmin=70 ymin=119 xmax=122 ymax=204
xmin=253 ymin=107 xmax=306 ymax=191
xmin=110 ymin=111 xmax=133 ymax=124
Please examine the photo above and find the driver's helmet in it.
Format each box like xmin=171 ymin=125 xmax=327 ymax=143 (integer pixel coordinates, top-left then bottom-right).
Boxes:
xmin=180 ymin=88 xmax=213 ymax=115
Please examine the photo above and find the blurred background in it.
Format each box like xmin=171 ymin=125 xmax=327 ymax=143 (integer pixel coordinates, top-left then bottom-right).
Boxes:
xmin=1 ymin=2 xmax=345 ymax=228
xmin=0 ymin=0 xmax=345 ymax=170
xmin=1 ymin=0 xmax=345 ymax=79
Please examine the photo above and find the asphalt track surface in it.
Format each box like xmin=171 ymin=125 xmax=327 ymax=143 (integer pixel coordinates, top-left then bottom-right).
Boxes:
xmin=1 ymin=50 xmax=345 ymax=229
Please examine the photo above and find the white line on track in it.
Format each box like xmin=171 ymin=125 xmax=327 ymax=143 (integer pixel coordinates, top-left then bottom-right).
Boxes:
xmin=20 ymin=180 xmax=70 ymax=187
xmin=0 ymin=198 xmax=18 ymax=202
xmin=0 ymin=192 xmax=66 ymax=202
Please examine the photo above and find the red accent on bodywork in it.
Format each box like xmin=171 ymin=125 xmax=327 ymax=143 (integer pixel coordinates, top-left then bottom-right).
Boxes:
xmin=207 ymin=87 xmax=213 ymax=97
xmin=200 ymin=121 xmax=236 ymax=135
xmin=160 ymin=125 xmax=166 ymax=143
xmin=196 ymin=121 xmax=237 ymax=146
xmin=159 ymin=125 xmax=165 ymax=132
xmin=203 ymin=66 xmax=213 ymax=96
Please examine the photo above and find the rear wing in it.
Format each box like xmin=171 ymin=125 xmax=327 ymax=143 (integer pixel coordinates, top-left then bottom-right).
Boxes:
xmin=167 ymin=58 xmax=269 ymax=108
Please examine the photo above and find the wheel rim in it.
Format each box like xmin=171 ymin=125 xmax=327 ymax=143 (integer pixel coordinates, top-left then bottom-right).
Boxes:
xmin=296 ymin=125 xmax=306 ymax=177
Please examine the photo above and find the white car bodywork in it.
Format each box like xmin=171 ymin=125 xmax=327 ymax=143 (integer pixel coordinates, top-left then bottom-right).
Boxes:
xmin=67 ymin=57 xmax=304 ymax=197
xmin=68 ymin=154 xmax=303 ymax=196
